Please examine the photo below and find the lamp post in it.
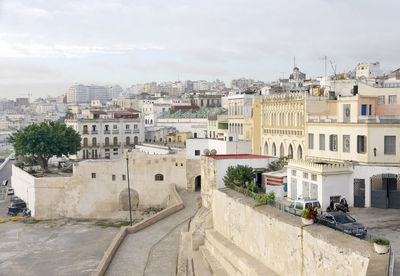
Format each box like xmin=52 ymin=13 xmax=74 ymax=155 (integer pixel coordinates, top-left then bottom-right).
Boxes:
xmin=126 ymin=152 xmax=133 ymax=226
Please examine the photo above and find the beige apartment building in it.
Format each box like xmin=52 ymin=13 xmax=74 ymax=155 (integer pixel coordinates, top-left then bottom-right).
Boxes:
xmin=66 ymin=112 xmax=144 ymax=159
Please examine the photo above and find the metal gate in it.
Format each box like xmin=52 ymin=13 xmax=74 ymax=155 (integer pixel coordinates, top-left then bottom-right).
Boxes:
xmin=353 ymin=179 xmax=365 ymax=208
xmin=371 ymin=174 xmax=400 ymax=209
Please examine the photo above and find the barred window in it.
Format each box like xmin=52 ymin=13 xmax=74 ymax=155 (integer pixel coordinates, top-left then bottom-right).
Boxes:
xmin=319 ymin=134 xmax=325 ymax=150
xmin=389 ymin=95 xmax=397 ymax=105
xmin=384 ymin=136 xmax=396 ymax=155
xmin=308 ymin=133 xmax=314 ymax=149
xmin=377 ymin=96 xmax=385 ymax=105
xmin=329 ymin=135 xmax=338 ymax=151
xmin=155 ymin=174 xmax=164 ymax=181
xmin=343 ymin=135 xmax=350 ymax=152
xmin=357 ymin=135 xmax=367 ymax=153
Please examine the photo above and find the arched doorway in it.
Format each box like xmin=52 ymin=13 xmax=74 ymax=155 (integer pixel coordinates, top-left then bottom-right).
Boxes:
xmin=195 ymin=175 xmax=201 ymax=191
xmin=272 ymin=143 xmax=276 ymax=156
xmin=371 ymin=174 xmax=400 ymax=208
xmin=297 ymin=145 xmax=303 ymax=160
xmin=288 ymin=144 xmax=293 ymax=159
xmin=134 ymin=136 xmax=138 ymax=145
xmin=119 ymin=188 xmax=139 ymax=210
xmin=264 ymin=142 xmax=269 ymax=155
xmin=279 ymin=143 xmax=285 ymax=157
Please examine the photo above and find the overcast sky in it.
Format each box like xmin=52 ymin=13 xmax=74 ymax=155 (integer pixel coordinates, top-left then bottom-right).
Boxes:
xmin=0 ymin=0 xmax=399 ymax=98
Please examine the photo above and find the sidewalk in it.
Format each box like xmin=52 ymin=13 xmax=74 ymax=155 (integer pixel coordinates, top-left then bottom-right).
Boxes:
xmin=105 ymin=190 xmax=200 ymax=276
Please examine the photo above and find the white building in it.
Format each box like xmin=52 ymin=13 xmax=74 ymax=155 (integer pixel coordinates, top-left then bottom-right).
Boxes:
xmin=356 ymin=62 xmax=383 ymax=79
xmin=66 ymin=111 xmax=144 ymax=159
xmin=186 ymin=138 xmax=252 ymax=160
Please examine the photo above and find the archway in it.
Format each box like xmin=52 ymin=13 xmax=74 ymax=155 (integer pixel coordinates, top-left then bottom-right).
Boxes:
xmin=119 ymin=188 xmax=139 ymax=210
xmin=272 ymin=143 xmax=276 ymax=156
xmin=279 ymin=143 xmax=285 ymax=157
xmin=297 ymin=145 xmax=303 ymax=160
xmin=263 ymin=142 xmax=269 ymax=155
xmin=195 ymin=175 xmax=201 ymax=192
xmin=288 ymin=144 xmax=293 ymax=159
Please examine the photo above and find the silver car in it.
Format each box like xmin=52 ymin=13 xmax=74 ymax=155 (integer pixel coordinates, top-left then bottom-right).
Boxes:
xmin=286 ymin=198 xmax=321 ymax=216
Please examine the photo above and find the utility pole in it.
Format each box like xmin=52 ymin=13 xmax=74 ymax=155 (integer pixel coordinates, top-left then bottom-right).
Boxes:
xmin=126 ymin=154 xmax=133 ymax=226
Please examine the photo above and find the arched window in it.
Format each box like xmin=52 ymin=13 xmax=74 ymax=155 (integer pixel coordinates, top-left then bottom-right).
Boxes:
xmin=105 ymin=137 xmax=109 ymax=146
xmin=83 ymin=137 xmax=88 ymax=147
xmin=280 ymin=143 xmax=285 ymax=157
xmin=288 ymin=144 xmax=294 ymax=159
xmin=92 ymin=137 xmax=97 ymax=147
xmin=272 ymin=143 xmax=276 ymax=156
xmin=126 ymin=136 xmax=130 ymax=145
xmin=155 ymin=174 xmax=164 ymax=181
xmin=264 ymin=142 xmax=269 ymax=155
xmin=297 ymin=145 xmax=303 ymax=160
xmin=113 ymin=137 xmax=118 ymax=146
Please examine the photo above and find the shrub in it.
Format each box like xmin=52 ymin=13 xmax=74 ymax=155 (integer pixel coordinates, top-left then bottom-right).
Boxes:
xmin=26 ymin=168 xmax=36 ymax=175
xmin=223 ymin=165 xmax=254 ymax=188
xmin=373 ymin=238 xmax=390 ymax=246
xmin=267 ymin=191 xmax=275 ymax=204
xmin=246 ymin=181 xmax=258 ymax=193
xmin=301 ymin=208 xmax=309 ymax=219
xmin=301 ymin=206 xmax=318 ymax=221
xmin=15 ymin=162 xmax=25 ymax=169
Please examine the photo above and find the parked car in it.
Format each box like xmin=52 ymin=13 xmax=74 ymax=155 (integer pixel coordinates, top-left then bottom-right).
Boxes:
xmin=7 ymin=188 xmax=14 ymax=195
xmin=10 ymin=200 xmax=26 ymax=210
xmin=286 ymin=198 xmax=321 ymax=216
xmin=318 ymin=212 xmax=367 ymax=238
xmin=10 ymin=195 xmax=20 ymax=202
xmin=9 ymin=153 xmax=15 ymax=160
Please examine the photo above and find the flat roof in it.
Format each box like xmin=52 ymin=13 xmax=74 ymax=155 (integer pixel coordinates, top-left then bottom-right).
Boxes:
xmin=205 ymin=154 xmax=274 ymax=160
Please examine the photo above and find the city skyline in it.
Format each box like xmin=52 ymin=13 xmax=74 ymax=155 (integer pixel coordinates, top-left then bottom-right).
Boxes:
xmin=1 ymin=0 xmax=400 ymax=98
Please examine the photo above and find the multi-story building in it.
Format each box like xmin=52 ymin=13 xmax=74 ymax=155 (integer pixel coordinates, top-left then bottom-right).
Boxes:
xmin=356 ymin=62 xmax=382 ymax=79
xmin=66 ymin=111 xmax=144 ymax=159
xmin=286 ymin=83 xmax=400 ymax=209
xmin=227 ymin=93 xmax=254 ymax=141
xmin=67 ymin=84 xmax=118 ymax=104
xmin=184 ymin=93 xmax=222 ymax=108
xmin=207 ymin=112 xmax=228 ymax=140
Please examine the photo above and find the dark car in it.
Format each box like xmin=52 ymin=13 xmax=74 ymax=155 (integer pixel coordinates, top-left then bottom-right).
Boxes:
xmin=318 ymin=212 xmax=367 ymax=238
xmin=10 ymin=200 xmax=26 ymax=210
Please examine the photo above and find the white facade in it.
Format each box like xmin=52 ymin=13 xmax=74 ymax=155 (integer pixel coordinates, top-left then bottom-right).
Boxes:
xmin=66 ymin=117 xmax=145 ymax=159
xmin=356 ymin=62 xmax=382 ymax=79
xmin=185 ymin=139 xmax=252 ymax=160
xmin=227 ymin=93 xmax=253 ymax=140
xmin=156 ymin=118 xmax=208 ymax=138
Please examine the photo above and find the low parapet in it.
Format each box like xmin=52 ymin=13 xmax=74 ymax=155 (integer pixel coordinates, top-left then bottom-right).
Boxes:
xmin=287 ymin=159 xmax=353 ymax=172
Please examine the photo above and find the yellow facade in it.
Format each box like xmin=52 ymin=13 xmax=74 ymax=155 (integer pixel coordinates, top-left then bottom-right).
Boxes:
xmin=166 ymin=132 xmax=192 ymax=144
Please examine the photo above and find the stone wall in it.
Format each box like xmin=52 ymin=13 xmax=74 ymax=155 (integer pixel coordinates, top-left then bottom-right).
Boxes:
xmin=210 ymin=188 xmax=384 ymax=276
xmin=12 ymin=150 xmax=189 ymax=219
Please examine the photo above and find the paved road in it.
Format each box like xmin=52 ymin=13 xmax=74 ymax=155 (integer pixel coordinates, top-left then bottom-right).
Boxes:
xmin=106 ymin=190 xmax=200 ymax=276
xmin=0 ymin=158 xmax=15 ymax=186
xmin=352 ymin=207 xmax=400 ymax=275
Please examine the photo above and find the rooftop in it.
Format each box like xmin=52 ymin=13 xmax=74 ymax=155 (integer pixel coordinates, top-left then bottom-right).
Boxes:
xmin=158 ymin=107 xmax=226 ymax=119
xmin=205 ymin=154 xmax=273 ymax=160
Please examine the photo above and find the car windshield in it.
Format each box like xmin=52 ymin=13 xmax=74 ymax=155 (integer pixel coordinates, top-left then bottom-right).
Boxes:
xmin=313 ymin=202 xmax=321 ymax=208
xmin=334 ymin=214 xmax=356 ymax=224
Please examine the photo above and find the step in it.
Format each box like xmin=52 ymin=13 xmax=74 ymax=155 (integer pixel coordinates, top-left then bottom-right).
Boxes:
xmin=193 ymin=250 xmax=212 ymax=276
xmin=199 ymin=245 xmax=229 ymax=276
xmin=205 ymin=230 xmax=278 ymax=276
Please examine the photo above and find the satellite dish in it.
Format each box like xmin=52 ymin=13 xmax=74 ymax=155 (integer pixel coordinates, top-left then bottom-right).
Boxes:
xmin=210 ymin=149 xmax=217 ymax=156
xmin=203 ymin=149 xmax=210 ymax=155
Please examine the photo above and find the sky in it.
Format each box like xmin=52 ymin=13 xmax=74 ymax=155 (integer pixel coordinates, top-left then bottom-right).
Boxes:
xmin=0 ymin=0 xmax=399 ymax=98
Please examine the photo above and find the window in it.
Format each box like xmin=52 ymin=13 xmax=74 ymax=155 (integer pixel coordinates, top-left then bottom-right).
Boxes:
xmin=377 ymin=96 xmax=385 ymax=104
xmin=308 ymin=133 xmax=314 ymax=149
xmin=155 ymin=174 xmax=164 ymax=181
xmin=105 ymin=125 xmax=109 ymax=131
xmin=329 ymin=135 xmax=338 ymax=151
xmin=384 ymin=136 xmax=396 ymax=155
xmin=122 ymin=174 xmax=126 ymax=180
xmin=311 ymin=174 xmax=317 ymax=181
xmin=319 ymin=134 xmax=325 ymax=150
xmin=389 ymin=95 xmax=397 ymax=104
xmin=303 ymin=172 xmax=308 ymax=179
xmin=343 ymin=135 xmax=350 ymax=152
xmin=178 ymin=136 xmax=182 ymax=142
xmin=112 ymin=174 xmax=116 ymax=181
xmin=195 ymin=150 xmax=200 ymax=156
xmin=292 ymin=170 xmax=296 ymax=176
xmin=113 ymin=148 xmax=118 ymax=155
xmin=126 ymin=124 xmax=130 ymax=129
xmin=369 ymin=104 xmax=372 ymax=115
xmin=361 ymin=104 xmax=367 ymax=116
xmin=92 ymin=125 xmax=96 ymax=131
xmin=357 ymin=135 xmax=367 ymax=153
xmin=113 ymin=125 xmax=118 ymax=129
xmin=134 ymin=124 xmax=138 ymax=129
xmin=91 ymin=173 xmax=96 ymax=178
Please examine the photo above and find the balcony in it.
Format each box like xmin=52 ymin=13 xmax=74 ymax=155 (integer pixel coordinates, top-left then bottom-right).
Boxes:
xmin=112 ymin=142 xmax=121 ymax=146
xmin=132 ymin=129 xmax=140 ymax=133
xmin=91 ymin=130 xmax=98 ymax=134
xmin=104 ymin=130 xmax=111 ymax=134
xmin=125 ymin=129 xmax=132 ymax=134
xmin=82 ymin=131 xmax=89 ymax=135
xmin=112 ymin=130 xmax=119 ymax=134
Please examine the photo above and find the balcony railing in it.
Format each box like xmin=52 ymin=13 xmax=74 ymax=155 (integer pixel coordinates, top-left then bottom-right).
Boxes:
xmin=91 ymin=130 xmax=98 ymax=134
xmin=125 ymin=129 xmax=132 ymax=134
xmin=132 ymin=129 xmax=140 ymax=133
xmin=82 ymin=131 xmax=89 ymax=135
xmin=104 ymin=130 xmax=111 ymax=134
xmin=112 ymin=130 xmax=119 ymax=134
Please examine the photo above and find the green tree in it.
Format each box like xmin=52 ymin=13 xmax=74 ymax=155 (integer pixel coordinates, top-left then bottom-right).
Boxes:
xmin=268 ymin=156 xmax=288 ymax=171
xmin=223 ymin=165 xmax=254 ymax=188
xmin=8 ymin=122 xmax=81 ymax=172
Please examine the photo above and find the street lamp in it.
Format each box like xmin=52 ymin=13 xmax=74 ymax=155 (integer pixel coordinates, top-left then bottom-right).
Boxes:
xmin=126 ymin=149 xmax=133 ymax=226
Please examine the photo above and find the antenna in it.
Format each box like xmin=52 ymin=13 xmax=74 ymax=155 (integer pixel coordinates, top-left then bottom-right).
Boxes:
xmin=294 ymin=56 xmax=296 ymax=68
xmin=330 ymin=60 xmax=337 ymax=92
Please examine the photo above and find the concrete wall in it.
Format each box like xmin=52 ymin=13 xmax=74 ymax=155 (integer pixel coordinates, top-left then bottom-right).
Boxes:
xmin=12 ymin=150 xmax=189 ymax=219
xmin=210 ymin=188 xmax=380 ymax=276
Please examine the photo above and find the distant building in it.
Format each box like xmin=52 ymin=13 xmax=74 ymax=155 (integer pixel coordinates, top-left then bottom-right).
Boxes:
xmin=356 ymin=62 xmax=382 ymax=79
xmin=16 ymin=98 xmax=29 ymax=107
